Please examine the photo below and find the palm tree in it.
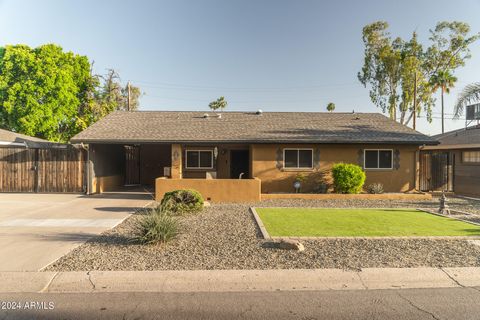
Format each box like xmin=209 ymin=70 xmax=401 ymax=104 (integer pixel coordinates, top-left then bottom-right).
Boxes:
xmin=326 ymin=102 xmax=335 ymax=112
xmin=454 ymin=82 xmax=480 ymax=118
xmin=208 ymin=96 xmax=227 ymax=112
xmin=429 ymin=70 xmax=457 ymax=134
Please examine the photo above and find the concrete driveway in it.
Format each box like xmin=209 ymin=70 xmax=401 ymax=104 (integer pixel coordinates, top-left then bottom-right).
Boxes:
xmin=0 ymin=190 xmax=153 ymax=271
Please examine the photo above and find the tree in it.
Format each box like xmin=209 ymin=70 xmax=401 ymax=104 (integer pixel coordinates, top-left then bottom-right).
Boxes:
xmin=93 ymin=69 xmax=141 ymax=118
xmin=326 ymin=102 xmax=335 ymax=112
xmin=358 ymin=21 xmax=479 ymax=126
xmin=0 ymin=45 xmax=142 ymax=142
xmin=454 ymin=82 xmax=480 ymax=117
xmin=208 ymin=96 xmax=227 ymax=112
xmin=429 ymin=70 xmax=457 ymax=133
xmin=122 ymin=83 xmax=141 ymax=111
xmin=0 ymin=44 xmax=94 ymax=142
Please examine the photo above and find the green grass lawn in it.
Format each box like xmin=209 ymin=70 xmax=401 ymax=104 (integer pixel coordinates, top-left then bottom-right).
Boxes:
xmin=255 ymin=208 xmax=480 ymax=237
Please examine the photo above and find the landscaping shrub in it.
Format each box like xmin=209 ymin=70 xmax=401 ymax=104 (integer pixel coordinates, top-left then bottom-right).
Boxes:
xmin=367 ymin=183 xmax=384 ymax=194
xmin=160 ymin=189 xmax=204 ymax=214
xmin=331 ymin=163 xmax=366 ymax=194
xmin=134 ymin=208 xmax=179 ymax=245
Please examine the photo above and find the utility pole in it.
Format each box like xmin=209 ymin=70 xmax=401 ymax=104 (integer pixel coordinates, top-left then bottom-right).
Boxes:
xmin=413 ymin=72 xmax=417 ymax=130
xmin=127 ymin=81 xmax=131 ymax=111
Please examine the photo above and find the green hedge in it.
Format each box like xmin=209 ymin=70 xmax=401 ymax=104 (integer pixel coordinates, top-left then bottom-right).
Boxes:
xmin=331 ymin=163 xmax=366 ymax=194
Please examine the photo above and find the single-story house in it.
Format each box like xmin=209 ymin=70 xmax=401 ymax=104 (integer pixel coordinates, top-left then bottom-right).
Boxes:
xmin=421 ymin=124 xmax=480 ymax=197
xmin=70 ymin=111 xmax=437 ymax=201
xmin=0 ymin=128 xmax=57 ymax=148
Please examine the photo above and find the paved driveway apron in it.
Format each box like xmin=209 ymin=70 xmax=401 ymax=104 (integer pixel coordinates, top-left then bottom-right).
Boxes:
xmin=0 ymin=191 xmax=152 ymax=271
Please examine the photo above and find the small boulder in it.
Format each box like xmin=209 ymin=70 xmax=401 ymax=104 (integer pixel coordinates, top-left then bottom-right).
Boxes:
xmin=278 ymin=239 xmax=305 ymax=252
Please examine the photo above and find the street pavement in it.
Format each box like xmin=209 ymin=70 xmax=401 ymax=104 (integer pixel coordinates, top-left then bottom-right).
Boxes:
xmin=0 ymin=267 xmax=480 ymax=319
xmin=1 ymin=287 xmax=480 ymax=319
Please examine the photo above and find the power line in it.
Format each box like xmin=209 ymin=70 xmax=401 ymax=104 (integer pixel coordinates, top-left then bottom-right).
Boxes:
xmin=130 ymin=79 xmax=361 ymax=92
xmin=142 ymin=93 xmax=367 ymax=104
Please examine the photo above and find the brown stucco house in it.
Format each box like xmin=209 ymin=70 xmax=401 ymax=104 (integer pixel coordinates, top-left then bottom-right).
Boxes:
xmin=70 ymin=111 xmax=437 ymax=201
xmin=421 ymin=124 xmax=480 ymax=197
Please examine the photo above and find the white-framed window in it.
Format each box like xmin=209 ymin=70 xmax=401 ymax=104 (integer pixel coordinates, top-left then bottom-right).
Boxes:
xmin=364 ymin=149 xmax=393 ymax=169
xmin=185 ymin=150 xmax=214 ymax=169
xmin=283 ymin=148 xmax=313 ymax=169
xmin=463 ymin=151 xmax=480 ymax=163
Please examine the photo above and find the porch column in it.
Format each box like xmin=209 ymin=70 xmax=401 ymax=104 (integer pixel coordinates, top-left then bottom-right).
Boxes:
xmin=414 ymin=150 xmax=420 ymax=191
xmin=171 ymin=144 xmax=182 ymax=179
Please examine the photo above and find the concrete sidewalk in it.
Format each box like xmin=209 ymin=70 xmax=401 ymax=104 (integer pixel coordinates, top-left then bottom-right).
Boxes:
xmin=1 ymin=267 xmax=479 ymax=293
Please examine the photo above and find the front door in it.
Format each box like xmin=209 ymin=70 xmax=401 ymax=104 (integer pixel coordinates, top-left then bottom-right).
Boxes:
xmin=230 ymin=150 xmax=249 ymax=179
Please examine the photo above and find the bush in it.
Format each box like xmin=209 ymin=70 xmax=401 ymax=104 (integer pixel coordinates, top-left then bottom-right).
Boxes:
xmin=294 ymin=173 xmax=307 ymax=183
xmin=160 ymin=189 xmax=204 ymax=214
xmin=367 ymin=183 xmax=384 ymax=194
xmin=134 ymin=208 xmax=179 ymax=245
xmin=331 ymin=163 xmax=366 ymax=194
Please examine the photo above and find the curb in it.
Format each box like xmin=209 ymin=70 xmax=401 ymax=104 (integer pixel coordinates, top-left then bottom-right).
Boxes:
xmin=250 ymin=207 xmax=271 ymax=240
xmin=0 ymin=267 xmax=479 ymax=294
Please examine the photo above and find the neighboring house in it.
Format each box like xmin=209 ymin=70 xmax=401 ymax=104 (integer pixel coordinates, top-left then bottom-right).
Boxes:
xmin=0 ymin=128 xmax=56 ymax=148
xmin=0 ymin=128 xmax=86 ymax=193
xmin=421 ymin=124 xmax=480 ymax=197
xmin=71 ymin=111 xmax=437 ymax=200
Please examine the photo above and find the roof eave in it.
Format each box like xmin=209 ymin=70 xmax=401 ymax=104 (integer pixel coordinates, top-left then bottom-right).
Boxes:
xmin=71 ymin=138 xmax=438 ymax=145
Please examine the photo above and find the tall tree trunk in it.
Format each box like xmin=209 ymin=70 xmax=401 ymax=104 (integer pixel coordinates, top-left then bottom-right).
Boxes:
xmin=441 ymin=87 xmax=444 ymax=134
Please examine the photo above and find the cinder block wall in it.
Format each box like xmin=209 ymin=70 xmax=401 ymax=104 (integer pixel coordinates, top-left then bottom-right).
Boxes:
xmin=155 ymin=177 xmax=261 ymax=202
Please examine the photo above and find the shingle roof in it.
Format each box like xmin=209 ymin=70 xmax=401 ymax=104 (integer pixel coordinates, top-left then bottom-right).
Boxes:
xmin=429 ymin=124 xmax=480 ymax=148
xmin=0 ymin=128 xmax=59 ymax=148
xmin=70 ymin=111 xmax=438 ymax=145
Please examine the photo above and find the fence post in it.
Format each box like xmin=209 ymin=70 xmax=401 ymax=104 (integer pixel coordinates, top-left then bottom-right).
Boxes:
xmin=34 ymin=149 xmax=39 ymax=193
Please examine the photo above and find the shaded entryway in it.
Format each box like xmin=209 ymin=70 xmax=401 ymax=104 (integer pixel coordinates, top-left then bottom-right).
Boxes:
xmin=230 ymin=149 xmax=250 ymax=179
xmin=419 ymin=151 xmax=454 ymax=192
xmin=89 ymin=143 xmax=171 ymax=192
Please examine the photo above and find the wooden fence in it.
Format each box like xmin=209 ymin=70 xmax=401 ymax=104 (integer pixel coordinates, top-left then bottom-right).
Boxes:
xmin=0 ymin=147 xmax=86 ymax=193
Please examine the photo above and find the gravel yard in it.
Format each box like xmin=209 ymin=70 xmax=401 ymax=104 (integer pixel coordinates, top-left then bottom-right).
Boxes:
xmin=46 ymin=196 xmax=480 ymax=271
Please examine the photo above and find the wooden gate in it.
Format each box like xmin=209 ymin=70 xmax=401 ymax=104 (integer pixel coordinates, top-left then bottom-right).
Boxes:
xmin=0 ymin=147 xmax=86 ymax=193
xmin=419 ymin=151 xmax=454 ymax=192
xmin=0 ymin=148 xmax=36 ymax=192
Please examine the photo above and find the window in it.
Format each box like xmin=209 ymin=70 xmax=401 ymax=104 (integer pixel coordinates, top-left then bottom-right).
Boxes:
xmin=283 ymin=149 xmax=313 ymax=169
xmin=463 ymin=151 xmax=480 ymax=163
xmin=186 ymin=150 xmax=213 ymax=169
xmin=364 ymin=150 xmax=393 ymax=169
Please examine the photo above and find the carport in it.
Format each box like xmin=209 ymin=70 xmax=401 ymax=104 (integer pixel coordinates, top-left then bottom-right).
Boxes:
xmin=88 ymin=143 xmax=172 ymax=193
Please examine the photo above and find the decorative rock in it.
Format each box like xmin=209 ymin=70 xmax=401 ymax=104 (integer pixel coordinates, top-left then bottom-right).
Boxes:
xmin=278 ymin=239 xmax=305 ymax=251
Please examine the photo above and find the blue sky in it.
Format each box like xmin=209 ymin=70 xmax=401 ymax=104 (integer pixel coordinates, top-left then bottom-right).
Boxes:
xmin=0 ymin=0 xmax=479 ymax=135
